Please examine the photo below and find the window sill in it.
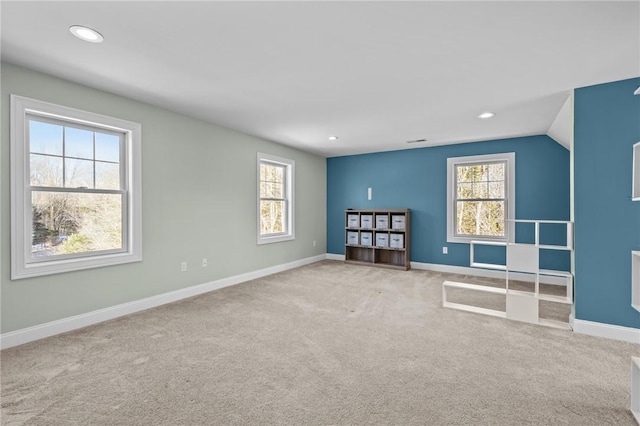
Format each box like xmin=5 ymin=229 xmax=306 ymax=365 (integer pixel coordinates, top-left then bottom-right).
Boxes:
xmin=447 ymin=236 xmax=507 ymax=244
xmin=12 ymin=251 xmax=142 ymax=280
xmin=257 ymin=234 xmax=294 ymax=245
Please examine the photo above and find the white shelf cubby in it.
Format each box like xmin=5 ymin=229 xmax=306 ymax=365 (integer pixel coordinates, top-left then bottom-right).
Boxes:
xmin=444 ymin=219 xmax=573 ymax=329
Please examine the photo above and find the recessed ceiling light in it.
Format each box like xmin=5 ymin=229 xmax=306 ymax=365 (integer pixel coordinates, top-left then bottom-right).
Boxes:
xmin=478 ymin=112 xmax=496 ymax=119
xmin=69 ymin=25 xmax=104 ymax=43
xmin=328 ymin=136 xmax=339 ymax=141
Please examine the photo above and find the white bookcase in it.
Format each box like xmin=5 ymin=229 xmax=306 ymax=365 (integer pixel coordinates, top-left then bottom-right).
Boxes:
xmin=632 ymin=140 xmax=640 ymax=424
xmin=443 ymin=219 xmax=573 ymax=330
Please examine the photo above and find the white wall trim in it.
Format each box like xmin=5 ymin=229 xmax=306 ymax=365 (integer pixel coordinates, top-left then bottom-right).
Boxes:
xmin=0 ymin=254 xmax=326 ymax=350
xmin=410 ymin=261 xmax=567 ymax=286
xmin=571 ymin=318 xmax=640 ymax=344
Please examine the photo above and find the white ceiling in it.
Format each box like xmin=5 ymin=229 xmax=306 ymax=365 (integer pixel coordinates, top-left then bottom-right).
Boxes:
xmin=2 ymin=1 xmax=639 ymax=157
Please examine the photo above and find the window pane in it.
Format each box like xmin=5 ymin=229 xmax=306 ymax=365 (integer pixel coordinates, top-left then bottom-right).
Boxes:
xmin=31 ymin=191 xmax=123 ymax=258
xmin=260 ymin=162 xmax=285 ymax=199
xmin=264 ymin=182 xmax=274 ymax=198
xmin=456 ymin=165 xmax=471 ymax=183
xmin=456 ymin=200 xmax=505 ymax=237
xmin=95 ymin=161 xmax=120 ymax=190
xmin=30 ymin=154 xmax=63 ymax=187
xmin=457 ymin=164 xmax=485 ymax=184
xmin=261 ymin=163 xmax=284 ymax=184
xmin=95 ymin=133 xmax=120 ymax=162
xmin=488 ymin=182 xmax=505 ymax=198
xmin=261 ymin=182 xmax=283 ymax=198
xmin=274 ymin=182 xmax=283 ymax=198
xmin=65 ymin=126 xmax=93 ymax=159
xmin=260 ymin=163 xmax=267 ymax=181
xmin=272 ymin=165 xmax=284 ymax=183
xmin=29 ymin=120 xmax=63 ymax=155
xmin=471 ymin=182 xmax=488 ymax=198
xmin=65 ymin=158 xmax=93 ymax=188
xmin=488 ymin=163 xmax=505 ymax=181
xmin=457 ymin=182 xmax=470 ymax=199
xmin=260 ymin=200 xmax=285 ymax=235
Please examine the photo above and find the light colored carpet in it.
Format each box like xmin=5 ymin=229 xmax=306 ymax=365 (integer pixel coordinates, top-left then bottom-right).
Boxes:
xmin=1 ymin=260 xmax=637 ymax=425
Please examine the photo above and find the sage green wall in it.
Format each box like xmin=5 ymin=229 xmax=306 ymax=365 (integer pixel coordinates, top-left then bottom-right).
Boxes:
xmin=1 ymin=62 xmax=327 ymax=334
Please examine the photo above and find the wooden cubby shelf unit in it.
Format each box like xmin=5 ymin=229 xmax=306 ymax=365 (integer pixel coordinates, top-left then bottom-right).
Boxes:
xmin=344 ymin=209 xmax=411 ymax=270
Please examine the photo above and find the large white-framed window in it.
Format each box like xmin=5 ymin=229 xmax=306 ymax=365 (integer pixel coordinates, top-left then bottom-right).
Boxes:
xmin=10 ymin=95 xmax=142 ymax=279
xmin=446 ymin=152 xmax=515 ymax=243
xmin=257 ymin=152 xmax=294 ymax=245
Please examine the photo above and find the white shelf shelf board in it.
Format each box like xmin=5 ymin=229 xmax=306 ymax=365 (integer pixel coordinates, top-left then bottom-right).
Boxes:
xmin=633 ymin=252 xmax=640 ymax=313
xmin=537 ymin=244 xmax=572 ymax=251
xmin=443 ymin=281 xmax=506 ymax=295
xmin=470 ymin=262 xmax=507 ymax=271
xmin=442 ymin=301 xmax=507 ymax=319
xmin=470 ymin=240 xmax=507 ymax=246
xmin=633 ymin=142 xmax=640 ymax=200
xmin=537 ymin=293 xmax=572 ymax=305
xmin=538 ymin=269 xmax=573 ymax=278
xmin=632 ymin=357 xmax=640 ymax=423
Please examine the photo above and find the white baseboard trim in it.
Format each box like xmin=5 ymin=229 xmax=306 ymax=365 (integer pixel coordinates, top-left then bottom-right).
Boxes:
xmin=326 ymin=253 xmax=345 ymax=261
xmin=0 ymin=254 xmax=327 ymax=350
xmin=410 ymin=261 xmax=568 ymax=286
xmin=571 ymin=318 xmax=640 ymax=344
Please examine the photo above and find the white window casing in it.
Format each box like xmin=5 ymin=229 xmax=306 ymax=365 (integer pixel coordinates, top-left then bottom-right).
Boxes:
xmin=446 ymin=152 xmax=515 ymax=244
xmin=10 ymin=95 xmax=142 ymax=279
xmin=257 ymin=152 xmax=294 ymax=245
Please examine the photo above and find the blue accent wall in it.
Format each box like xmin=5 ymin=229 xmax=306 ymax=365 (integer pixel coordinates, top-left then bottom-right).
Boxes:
xmin=574 ymin=77 xmax=640 ymax=328
xmin=327 ymin=135 xmax=570 ymax=270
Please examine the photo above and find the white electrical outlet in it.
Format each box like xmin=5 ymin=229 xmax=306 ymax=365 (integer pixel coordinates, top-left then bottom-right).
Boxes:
xmin=202 ymin=258 xmax=208 ymax=267
xmin=442 ymin=247 xmax=448 ymax=254
xmin=367 ymin=187 xmax=372 ymax=200
xmin=313 ymin=240 xmax=316 ymax=247
xmin=181 ymin=261 xmax=187 ymax=272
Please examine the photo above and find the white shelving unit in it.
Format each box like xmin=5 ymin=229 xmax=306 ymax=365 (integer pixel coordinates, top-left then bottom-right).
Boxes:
xmin=633 ymin=252 xmax=640 ymax=312
xmin=633 ymin=357 xmax=640 ymax=423
xmin=443 ymin=219 xmax=573 ymax=330
xmin=631 ymin=139 xmax=640 ymax=424
xmin=633 ymin=142 xmax=640 ymax=201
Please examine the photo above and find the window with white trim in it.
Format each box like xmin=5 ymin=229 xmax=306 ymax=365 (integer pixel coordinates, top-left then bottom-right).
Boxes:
xmin=447 ymin=152 xmax=515 ymax=243
xmin=10 ymin=95 xmax=142 ymax=279
xmin=257 ymin=153 xmax=294 ymax=244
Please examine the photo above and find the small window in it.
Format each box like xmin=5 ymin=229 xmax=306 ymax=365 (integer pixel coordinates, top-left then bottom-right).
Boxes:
xmin=257 ymin=153 xmax=294 ymax=244
xmin=447 ymin=153 xmax=515 ymax=243
xmin=11 ymin=95 xmax=142 ymax=279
